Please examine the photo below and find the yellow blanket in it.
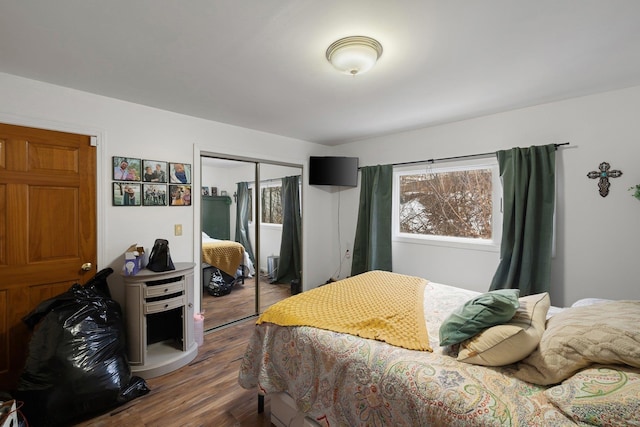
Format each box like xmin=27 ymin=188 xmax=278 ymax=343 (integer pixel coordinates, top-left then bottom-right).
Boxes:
xmin=257 ymin=270 xmax=431 ymax=351
xmin=202 ymin=241 xmax=244 ymax=276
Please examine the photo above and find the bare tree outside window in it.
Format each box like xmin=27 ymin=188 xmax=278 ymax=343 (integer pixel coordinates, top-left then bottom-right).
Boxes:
xmin=399 ymin=168 xmax=493 ymax=239
xmin=262 ymin=186 xmax=283 ymax=224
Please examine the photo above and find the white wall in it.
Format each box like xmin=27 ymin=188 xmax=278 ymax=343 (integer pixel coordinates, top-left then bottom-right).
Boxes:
xmin=336 ymin=86 xmax=640 ymax=306
xmin=0 ymin=72 xmax=334 ymax=311
xmin=4 ymin=70 xmax=637 ymax=309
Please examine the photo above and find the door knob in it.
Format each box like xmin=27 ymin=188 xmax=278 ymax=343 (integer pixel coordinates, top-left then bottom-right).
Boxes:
xmin=81 ymin=262 xmax=93 ymax=271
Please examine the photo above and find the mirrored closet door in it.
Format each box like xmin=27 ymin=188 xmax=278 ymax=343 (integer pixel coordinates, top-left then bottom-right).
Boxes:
xmin=200 ymin=156 xmax=302 ymax=331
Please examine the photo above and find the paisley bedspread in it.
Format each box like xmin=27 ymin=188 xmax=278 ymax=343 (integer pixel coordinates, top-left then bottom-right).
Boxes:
xmin=238 ymin=281 xmax=580 ymax=426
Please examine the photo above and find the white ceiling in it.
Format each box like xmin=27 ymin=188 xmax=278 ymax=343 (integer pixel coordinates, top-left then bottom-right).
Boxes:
xmin=2 ymin=1 xmax=640 ymax=146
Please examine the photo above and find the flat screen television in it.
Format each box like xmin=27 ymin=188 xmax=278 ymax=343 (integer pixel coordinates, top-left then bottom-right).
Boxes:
xmin=309 ymin=156 xmax=359 ymax=187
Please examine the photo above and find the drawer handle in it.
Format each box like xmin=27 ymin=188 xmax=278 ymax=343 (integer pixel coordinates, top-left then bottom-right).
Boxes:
xmin=164 ymin=304 xmax=169 ymax=308
xmin=164 ymin=288 xmax=169 ymax=292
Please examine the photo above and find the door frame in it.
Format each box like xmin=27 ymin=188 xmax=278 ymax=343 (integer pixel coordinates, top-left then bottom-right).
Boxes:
xmin=0 ymin=113 xmax=106 ymax=269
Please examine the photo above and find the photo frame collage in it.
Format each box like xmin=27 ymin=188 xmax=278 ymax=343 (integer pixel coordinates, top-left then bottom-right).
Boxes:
xmin=112 ymin=157 xmax=192 ymax=206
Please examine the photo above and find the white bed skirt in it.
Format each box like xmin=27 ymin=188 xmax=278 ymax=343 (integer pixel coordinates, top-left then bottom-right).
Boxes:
xmin=270 ymin=392 xmax=319 ymax=427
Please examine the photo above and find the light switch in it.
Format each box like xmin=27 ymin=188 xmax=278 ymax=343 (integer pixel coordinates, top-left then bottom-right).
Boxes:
xmin=174 ymin=224 xmax=182 ymax=236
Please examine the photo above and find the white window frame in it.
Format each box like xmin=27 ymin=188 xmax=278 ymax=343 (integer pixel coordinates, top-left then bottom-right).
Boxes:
xmin=392 ymin=158 xmax=502 ymax=252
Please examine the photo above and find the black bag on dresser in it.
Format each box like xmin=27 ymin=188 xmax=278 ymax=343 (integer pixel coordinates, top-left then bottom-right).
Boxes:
xmin=147 ymin=238 xmax=175 ymax=272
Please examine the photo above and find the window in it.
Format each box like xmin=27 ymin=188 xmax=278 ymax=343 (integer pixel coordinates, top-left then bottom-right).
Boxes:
xmin=261 ymin=184 xmax=282 ymax=225
xmin=393 ymin=160 xmax=501 ymax=250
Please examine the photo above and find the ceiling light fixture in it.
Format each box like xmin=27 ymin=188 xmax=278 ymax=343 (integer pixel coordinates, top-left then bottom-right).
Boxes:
xmin=326 ymin=36 xmax=383 ymax=76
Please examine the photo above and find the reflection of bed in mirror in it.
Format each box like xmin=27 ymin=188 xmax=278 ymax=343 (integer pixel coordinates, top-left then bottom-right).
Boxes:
xmin=202 ymin=232 xmax=255 ymax=291
xmin=201 ymin=192 xmax=254 ymax=293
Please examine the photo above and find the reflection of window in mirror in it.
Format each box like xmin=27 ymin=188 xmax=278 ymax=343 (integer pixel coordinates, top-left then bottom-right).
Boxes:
xmin=261 ymin=184 xmax=282 ymax=224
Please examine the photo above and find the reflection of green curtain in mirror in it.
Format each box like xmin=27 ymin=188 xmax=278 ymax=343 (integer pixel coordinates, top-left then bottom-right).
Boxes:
xmin=351 ymin=165 xmax=393 ymax=276
xmin=235 ymin=182 xmax=255 ymax=264
xmin=490 ymin=144 xmax=555 ymax=296
xmin=276 ymin=175 xmax=302 ymax=283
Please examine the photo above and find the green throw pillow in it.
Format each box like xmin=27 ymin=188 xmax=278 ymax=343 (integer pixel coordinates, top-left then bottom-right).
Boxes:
xmin=439 ymin=289 xmax=520 ymax=346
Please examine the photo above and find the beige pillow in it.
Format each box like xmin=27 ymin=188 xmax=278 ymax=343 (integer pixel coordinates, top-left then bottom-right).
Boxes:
xmin=514 ymin=300 xmax=640 ymax=385
xmin=457 ymin=292 xmax=550 ymax=366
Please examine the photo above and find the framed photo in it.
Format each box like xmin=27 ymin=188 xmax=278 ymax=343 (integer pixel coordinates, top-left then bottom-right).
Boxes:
xmin=169 ymin=162 xmax=191 ymax=184
xmin=201 ymin=186 xmax=210 ymax=196
xmin=211 ymin=187 xmax=218 ymax=196
xmin=113 ymin=182 xmax=141 ymax=206
xmin=220 ymin=190 xmax=228 ymax=196
xmin=169 ymin=184 xmax=192 ymax=206
xmin=142 ymin=184 xmax=168 ymax=206
xmin=113 ymin=157 xmax=141 ymax=181
xmin=142 ymin=160 xmax=168 ymax=183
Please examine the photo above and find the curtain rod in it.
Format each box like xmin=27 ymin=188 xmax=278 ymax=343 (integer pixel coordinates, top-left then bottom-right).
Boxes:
xmin=237 ymin=174 xmax=301 ymax=185
xmin=373 ymin=142 xmax=571 ymax=169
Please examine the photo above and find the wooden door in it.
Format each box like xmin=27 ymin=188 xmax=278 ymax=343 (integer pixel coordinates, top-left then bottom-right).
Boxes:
xmin=0 ymin=123 xmax=97 ymax=390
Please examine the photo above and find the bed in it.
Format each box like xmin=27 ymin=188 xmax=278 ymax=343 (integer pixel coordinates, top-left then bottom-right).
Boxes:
xmin=238 ymin=271 xmax=640 ymax=427
xmin=201 ymin=232 xmax=254 ymax=283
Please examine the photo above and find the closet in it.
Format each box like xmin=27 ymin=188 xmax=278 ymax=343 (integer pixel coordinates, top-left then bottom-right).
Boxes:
xmin=199 ymin=155 xmax=302 ymax=331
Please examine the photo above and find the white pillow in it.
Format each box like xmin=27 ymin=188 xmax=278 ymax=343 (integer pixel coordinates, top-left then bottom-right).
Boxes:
xmin=571 ymin=297 xmax=613 ymax=308
xmin=202 ymin=231 xmax=211 ymax=239
xmin=457 ymin=292 xmax=550 ymax=366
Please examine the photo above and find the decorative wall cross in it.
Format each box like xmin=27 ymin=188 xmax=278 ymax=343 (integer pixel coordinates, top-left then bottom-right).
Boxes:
xmin=587 ymin=162 xmax=623 ymax=197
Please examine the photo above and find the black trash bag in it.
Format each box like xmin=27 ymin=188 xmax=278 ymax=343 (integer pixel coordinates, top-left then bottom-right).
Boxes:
xmin=206 ymin=268 xmax=234 ymax=297
xmin=15 ymin=269 xmax=150 ymax=426
xmin=81 ymin=266 xmax=114 ymax=299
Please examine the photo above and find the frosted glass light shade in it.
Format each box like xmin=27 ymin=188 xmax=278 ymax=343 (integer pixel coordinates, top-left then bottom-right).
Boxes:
xmin=326 ymin=36 xmax=383 ymax=76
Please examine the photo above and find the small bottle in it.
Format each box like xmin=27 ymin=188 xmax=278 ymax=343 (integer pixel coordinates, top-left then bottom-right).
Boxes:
xmin=194 ymin=313 xmax=204 ymax=347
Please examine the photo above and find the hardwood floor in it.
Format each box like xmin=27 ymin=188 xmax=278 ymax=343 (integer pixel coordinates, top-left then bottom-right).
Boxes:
xmin=202 ymin=273 xmax=291 ymax=331
xmin=74 ymin=318 xmax=273 ymax=427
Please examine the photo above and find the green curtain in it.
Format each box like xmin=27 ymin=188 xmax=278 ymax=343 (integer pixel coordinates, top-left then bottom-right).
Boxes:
xmin=351 ymin=165 xmax=393 ymax=276
xmin=490 ymin=144 xmax=556 ymax=295
xmin=235 ymin=182 xmax=255 ymax=264
xmin=276 ymin=175 xmax=302 ymax=283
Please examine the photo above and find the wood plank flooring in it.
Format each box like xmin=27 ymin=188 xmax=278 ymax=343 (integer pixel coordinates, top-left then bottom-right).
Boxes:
xmin=202 ymin=274 xmax=291 ymax=331
xmin=74 ymin=318 xmax=272 ymax=427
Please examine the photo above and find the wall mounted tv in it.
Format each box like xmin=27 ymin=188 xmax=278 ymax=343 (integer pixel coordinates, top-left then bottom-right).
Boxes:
xmin=309 ymin=156 xmax=359 ymax=187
